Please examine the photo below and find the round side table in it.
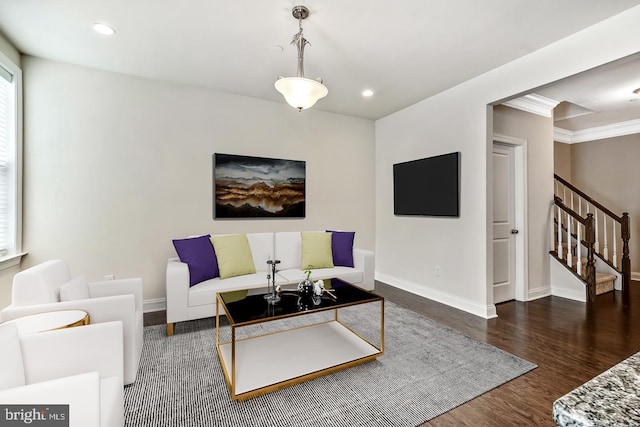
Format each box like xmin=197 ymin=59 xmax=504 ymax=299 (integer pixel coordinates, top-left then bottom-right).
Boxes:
xmin=2 ymin=309 xmax=90 ymax=334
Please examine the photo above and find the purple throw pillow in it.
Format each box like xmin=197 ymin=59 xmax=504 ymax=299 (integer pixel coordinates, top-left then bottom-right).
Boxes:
xmin=172 ymin=234 xmax=219 ymax=287
xmin=327 ymin=230 xmax=355 ymax=268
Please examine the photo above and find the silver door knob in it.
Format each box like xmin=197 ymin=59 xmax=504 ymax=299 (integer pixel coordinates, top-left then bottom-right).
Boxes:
xmin=511 ymin=229 xmax=519 ymax=234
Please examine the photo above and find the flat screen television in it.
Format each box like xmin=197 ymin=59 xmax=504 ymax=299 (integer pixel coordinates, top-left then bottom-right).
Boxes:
xmin=393 ymin=152 xmax=460 ymax=217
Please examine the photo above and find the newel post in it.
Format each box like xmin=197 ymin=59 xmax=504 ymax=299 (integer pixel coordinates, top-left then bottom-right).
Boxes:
xmin=585 ymin=213 xmax=596 ymax=304
xmin=621 ymin=212 xmax=631 ymax=301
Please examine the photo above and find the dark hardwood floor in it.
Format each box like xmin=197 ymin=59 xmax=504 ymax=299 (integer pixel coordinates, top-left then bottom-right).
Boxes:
xmin=144 ymin=281 xmax=640 ymax=426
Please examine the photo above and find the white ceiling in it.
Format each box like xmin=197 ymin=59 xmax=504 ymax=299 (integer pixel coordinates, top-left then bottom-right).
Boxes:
xmin=1 ymin=0 xmax=640 ymax=121
xmin=535 ymin=53 xmax=640 ymax=131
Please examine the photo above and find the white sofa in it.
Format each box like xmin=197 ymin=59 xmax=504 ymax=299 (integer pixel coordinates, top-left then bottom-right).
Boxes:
xmin=166 ymin=231 xmax=374 ymax=335
xmin=0 ymin=321 xmax=124 ymax=427
xmin=0 ymin=260 xmax=143 ymax=385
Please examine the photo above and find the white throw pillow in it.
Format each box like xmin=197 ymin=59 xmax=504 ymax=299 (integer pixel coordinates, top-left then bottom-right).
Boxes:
xmin=0 ymin=323 xmax=25 ymax=390
xmin=59 ymin=274 xmax=90 ymax=301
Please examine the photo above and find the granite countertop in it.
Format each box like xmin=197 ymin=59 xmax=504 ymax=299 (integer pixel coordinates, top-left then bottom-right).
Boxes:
xmin=553 ymin=351 xmax=640 ymax=426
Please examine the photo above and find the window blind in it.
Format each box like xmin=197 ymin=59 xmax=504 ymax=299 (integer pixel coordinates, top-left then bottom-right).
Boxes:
xmin=0 ymin=66 xmax=11 ymax=253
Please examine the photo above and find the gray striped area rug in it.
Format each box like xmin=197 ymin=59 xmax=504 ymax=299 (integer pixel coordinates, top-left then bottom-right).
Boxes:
xmin=124 ymin=302 xmax=535 ymax=426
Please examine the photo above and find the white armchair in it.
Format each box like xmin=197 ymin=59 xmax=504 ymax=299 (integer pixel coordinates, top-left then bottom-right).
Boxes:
xmin=0 ymin=260 xmax=143 ymax=385
xmin=0 ymin=321 xmax=124 ymax=427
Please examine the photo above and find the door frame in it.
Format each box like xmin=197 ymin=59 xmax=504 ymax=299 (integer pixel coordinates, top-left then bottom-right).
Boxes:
xmin=493 ymin=134 xmax=528 ymax=301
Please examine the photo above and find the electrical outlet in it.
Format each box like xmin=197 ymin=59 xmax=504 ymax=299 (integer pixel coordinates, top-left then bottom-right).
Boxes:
xmin=104 ymin=274 xmax=115 ymax=280
xmin=435 ymin=266 xmax=441 ymax=277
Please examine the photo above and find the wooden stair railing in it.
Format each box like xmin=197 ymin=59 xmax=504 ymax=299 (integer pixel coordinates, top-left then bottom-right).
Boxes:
xmin=554 ymin=196 xmax=597 ymax=302
xmin=554 ymin=174 xmax=631 ymax=300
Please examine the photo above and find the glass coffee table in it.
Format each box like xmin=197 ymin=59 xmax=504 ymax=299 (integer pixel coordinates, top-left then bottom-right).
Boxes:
xmin=215 ymin=278 xmax=384 ymax=401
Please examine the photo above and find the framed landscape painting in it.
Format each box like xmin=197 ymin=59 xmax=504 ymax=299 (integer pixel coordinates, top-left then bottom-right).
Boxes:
xmin=213 ymin=153 xmax=306 ymax=218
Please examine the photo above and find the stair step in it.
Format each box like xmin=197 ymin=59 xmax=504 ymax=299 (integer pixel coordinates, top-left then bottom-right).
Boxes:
xmin=596 ymin=272 xmax=616 ymax=283
xmin=571 ymin=257 xmax=588 ymax=275
xmin=595 ymin=272 xmax=615 ymax=295
xmin=557 ymin=254 xmax=616 ymax=295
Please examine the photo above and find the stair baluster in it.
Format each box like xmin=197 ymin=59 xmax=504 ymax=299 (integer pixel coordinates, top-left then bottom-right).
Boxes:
xmin=585 ymin=213 xmax=596 ymax=303
xmin=570 ymin=192 xmax=575 ymax=234
xmin=567 ymin=213 xmax=573 ymax=269
xmin=557 ymin=204 xmax=563 ymax=260
xmin=578 ymin=195 xmax=582 ymax=216
xmin=595 ymin=208 xmax=600 ymax=254
xmin=613 ymin=221 xmax=617 ymax=268
xmin=603 ymin=215 xmax=609 ymax=260
xmin=576 ymin=221 xmax=582 ymax=276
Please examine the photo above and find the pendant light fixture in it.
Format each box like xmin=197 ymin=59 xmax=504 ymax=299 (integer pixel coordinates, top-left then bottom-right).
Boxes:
xmin=275 ymin=5 xmax=328 ymax=111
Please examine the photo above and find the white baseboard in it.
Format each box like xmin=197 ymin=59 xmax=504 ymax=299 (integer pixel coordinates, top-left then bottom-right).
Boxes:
xmin=550 ymin=287 xmax=587 ymax=302
xmin=375 ymin=272 xmax=497 ymax=319
xmin=143 ymin=298 xmax=166 ymax=313
xmin=142 ymin=272 xmax=640 ymax=315
xmin=527 ymin=285 xmax=551 ymax=301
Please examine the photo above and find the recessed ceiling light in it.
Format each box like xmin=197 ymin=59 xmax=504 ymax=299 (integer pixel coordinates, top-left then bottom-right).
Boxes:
xmin=362 ymin=89 xmax=374 ymax=97
xmin=93 ymin=23 xmax=116 ymax=35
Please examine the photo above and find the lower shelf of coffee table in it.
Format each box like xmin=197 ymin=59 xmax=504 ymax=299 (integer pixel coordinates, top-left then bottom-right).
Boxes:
xmin=217 ymin=320 xmax=381 ymax=400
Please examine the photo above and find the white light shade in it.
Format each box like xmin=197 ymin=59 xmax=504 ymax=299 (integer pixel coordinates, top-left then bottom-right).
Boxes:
xmin=93 ymin=23 xmax=116 ymax=35
xmin=275 ymin=77 xmax=328 ymax=110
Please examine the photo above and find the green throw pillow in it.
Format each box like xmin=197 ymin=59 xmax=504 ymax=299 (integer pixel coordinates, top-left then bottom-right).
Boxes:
xmin=300 ymin=232 xmax=334 ymax=270
xmin=210 ymin=234 xmax=256 ymax=279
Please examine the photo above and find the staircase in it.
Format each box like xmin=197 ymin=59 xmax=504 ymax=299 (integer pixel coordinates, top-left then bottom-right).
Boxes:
xmin=571 ymin=255 xmax=616 ymax=295
xmin=556 ymin=246 xmax=616 ymax=295
xmin=551 ymin=174 xmax=631 ymax=303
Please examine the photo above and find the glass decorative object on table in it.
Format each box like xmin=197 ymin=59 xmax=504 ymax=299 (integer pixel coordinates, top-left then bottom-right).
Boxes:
xmin=264 ymin=259 xmax=281 ymax=305
xmin=297 ymin=268 xmax=315 ymax=299
xmin=297 ymin=268 xmax=326 ymax=310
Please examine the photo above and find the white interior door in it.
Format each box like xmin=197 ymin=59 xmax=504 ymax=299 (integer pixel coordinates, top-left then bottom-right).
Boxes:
xmin=492 ymin=143 xmax=516 ymax=303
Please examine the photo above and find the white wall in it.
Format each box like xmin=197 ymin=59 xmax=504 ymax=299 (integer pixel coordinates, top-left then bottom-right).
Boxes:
xmin=0 ymin=33 xmax=19 ymax=66
xmin=8 ymin=56 xmax=375 ymax=309
xmin=554 ymin=141 xmax=572 ymax=181
xmin=375 ymin=5 xmax=640 ymax=318
xmin=493 ymin=105 xmax=554 ymax=299
xmin=569 ymin=134 xmax=640 ymax=277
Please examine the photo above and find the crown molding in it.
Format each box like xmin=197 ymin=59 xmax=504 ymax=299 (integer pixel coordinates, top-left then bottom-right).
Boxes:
xmin=553 ymin=127 xmax=574 ymax=143
xmin=502 ymin=94 xmax=640 ymax=143
xmin=502 ymin=94 xmax=561 ymax=118
xmin=554 ymin=118 xmax=640 ymax=143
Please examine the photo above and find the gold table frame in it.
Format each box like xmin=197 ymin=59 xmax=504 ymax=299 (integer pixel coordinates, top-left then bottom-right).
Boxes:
xmin=215 ymin=282 xmax=384 ymax=401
